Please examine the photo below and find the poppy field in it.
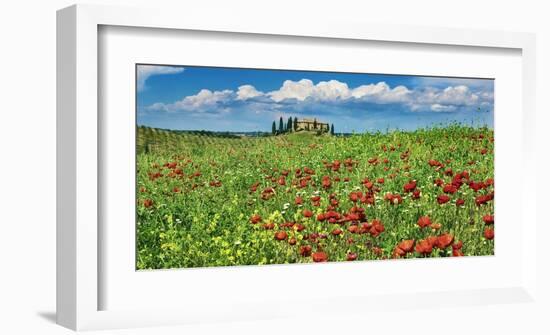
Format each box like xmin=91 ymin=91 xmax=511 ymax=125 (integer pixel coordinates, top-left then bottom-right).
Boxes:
xmin=135 ymin=125 xmax=494 ymax=270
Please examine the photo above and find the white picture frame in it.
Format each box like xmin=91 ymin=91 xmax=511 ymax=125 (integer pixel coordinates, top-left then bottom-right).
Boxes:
xmin=56 ymin=3 xmax=537 ymax=331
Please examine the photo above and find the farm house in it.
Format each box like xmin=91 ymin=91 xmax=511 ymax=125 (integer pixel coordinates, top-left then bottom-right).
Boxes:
xmin=295 ymin=118 xmax=329 ymax=132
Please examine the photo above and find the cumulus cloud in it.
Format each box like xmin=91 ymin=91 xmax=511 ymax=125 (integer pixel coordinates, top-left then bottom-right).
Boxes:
xmin=237 ymin=85 xmax=264 ymax=100
xmin=137 ymin=65 xmax=185 ymax=91
xmin=268 ymin=79 xmax=353 ymax=102
xmin=147 ymin=89 xmax=234 ymax=113
xmin=144 ymin=78 xmax=493 ymax=117
xmin=352 ymin=82 xmax=411 ymax=103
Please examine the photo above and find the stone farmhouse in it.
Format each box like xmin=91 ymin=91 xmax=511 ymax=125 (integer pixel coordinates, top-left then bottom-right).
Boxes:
xmin=295 ymin=118 xmax=329 ymax=132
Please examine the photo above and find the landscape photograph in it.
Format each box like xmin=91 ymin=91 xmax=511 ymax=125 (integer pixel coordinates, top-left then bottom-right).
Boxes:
xmin=136 ymin=64 xmax=495 ymax=270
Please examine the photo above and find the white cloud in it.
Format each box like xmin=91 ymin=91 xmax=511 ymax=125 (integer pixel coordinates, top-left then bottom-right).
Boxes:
xmin=430 ymin=104 xmax=457 ymax=112
xmin=147 ymin=89 xmax=234 ymax=113
xmin=268 ymin=79 xmax=410 ymax=104
xmin=313 ymin=80 xmax=352 ymax=100
xmin=143 ymin=78 xmax=493 ymax=115
xmin=268 ymin=79 xmax=352 ymax=102
xmin=352 ymin=82 xmax=411 ymax=103
xmin=236 ymin=85 xmax=264 ymax=100
xmin=415 ymin=85 xmax=479 ymax=106
xmin=137 ymin=65 xmax=185 ymax=91
xmin=269 ymin=79 xmax=316 ymax=102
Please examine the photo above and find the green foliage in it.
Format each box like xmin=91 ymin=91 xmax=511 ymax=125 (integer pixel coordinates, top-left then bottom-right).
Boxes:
xmin=136 ymin=125 xmax=494 ymax=269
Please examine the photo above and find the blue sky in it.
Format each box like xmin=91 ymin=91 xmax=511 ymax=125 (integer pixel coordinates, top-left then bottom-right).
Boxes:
xmin=137 ymin=65 xmax=494 ymax=133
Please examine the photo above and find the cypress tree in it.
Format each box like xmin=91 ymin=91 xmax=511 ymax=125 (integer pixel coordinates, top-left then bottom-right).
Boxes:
xmin=279 ymin=117 xmax=284 ymax=133
xmin=287 ymin=117 xmax=293 ymax=133
xmin=330 ymin=123 xmax=335 ymax=135
xmin=313 ymin=118 xmax=317 ymax=130
xmin=272 ymin=121 xmax=276 ymax=135
xmin=293 ymin=117 xmax=298 ymax=131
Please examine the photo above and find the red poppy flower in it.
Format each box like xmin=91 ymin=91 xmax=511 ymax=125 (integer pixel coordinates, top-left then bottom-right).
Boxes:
xmin=311 ymin=195 xmax=321 ymax=202
xmin=331 ymin=228 xmax=343 ymax=236
xmin=434 ymin=178 xmax=444 ymax=187
xmin=456 ymin=198 xmax=465 ymax=206
xmin=369 ymin=220 xmax=385 ymax=237
xmin=280 ymin=222 xmax=294 ymax=228
xmin=435 ymin=233 xmax=454 ymax=249
xmin=417 ymin=216 xmax=431 ymax=228
xmin=303 ymin=209 xmax=313 ymax=218
xmin=393 ymin=247 xmax=406 ymax=258
xmin=288 ymin=237 xmax=297 ymax=245
xmin=469 ymin=181 xmax=486 ymax=192
xmin=316 ymin=213 xmax=326 ymax=222
xmin=452 ymin=240 xmax=463 ymax=250
xmin=346 ymin=252 xmax=358 ymax=261
xmin=429 ymin=159 xmax=443 ymax=168
xmin=299 ymin=245 xmax=312 ymax=257
xmin=274 ymin=231 xmax=288 ymax=241
xmin=437 ymin=194 xmax=451 ymax=204
xmin=403 ymin=180 xmax=417 ymax=192
xmin=143 ymin=199 xmax=153 ymax=208
xmin=420 ymin=236 xmax=434 ymax=247
xmin=209 ymin=180 xmax=222 ymax=187
xmin=484 ymin=227 xmax=494 ymax=240
xmin=250 ymin=214 xmax=262 ymax=224
xmin=321 ymin=176 xmax=332 ymax=189
xmin=452 ymin=249 xmax=464 ymax=257
xmin=412 ymin=189 xmax=421 ymax=199
xmin=172 ymin=187 xmax=181 ymax=193
xmin=349 ymin=192 xmax=359 ymax=202
xmin=348 ymin=225 xmax=359 ymax=234
xmin=304 ymin=167 xmax=315 ymax=175
xmin=372 ymin=246 xmax=383 ymax=256
xmin=397 ymin=239 xmax=415 ymax=253
xmin=261 ymin=187 xmax=276 ymax=200
xmin=483 ymin=214 xmax=494 ymax=225
xmin=377 ymin=178 xmax=385 ymax=184
xmin=326 ymin=211 xmax=340 ymax=219
xmin=475 ymin=193 xmax=494 ymax=206
xmin=294 ymin=223 xmax=305 ymax=232
xmin=385 ymin=193 xmax=403 ymax=205
xmin=249 ymin=182 xmax=260 ymax=193
xmin=312 ymin=251 xmax=328 ymax=262
xmin=415 ymin=239 xmax=433 ymax=255
xmin=443 ymin=184 xmax=458 ymax=194
xmin=295 ymin=197 xmax=303 ymax=205
xmin=262 ymin=222 xmax=275 ymax=230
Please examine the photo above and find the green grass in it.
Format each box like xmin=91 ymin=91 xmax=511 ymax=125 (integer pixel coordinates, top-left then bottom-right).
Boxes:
xmin=136 ymin=125 xmax=494 ymax=269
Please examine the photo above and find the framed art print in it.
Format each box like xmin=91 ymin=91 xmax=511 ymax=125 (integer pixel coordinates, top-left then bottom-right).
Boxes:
xmin=135 ymin=64 xmax=495 ymax=270
xmin=57 ymin=4 xmax=537 ymax=331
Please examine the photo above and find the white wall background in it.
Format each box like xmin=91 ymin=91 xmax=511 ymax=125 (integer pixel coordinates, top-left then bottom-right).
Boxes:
xmin=0 ymin=1 xmax=547 ymax=334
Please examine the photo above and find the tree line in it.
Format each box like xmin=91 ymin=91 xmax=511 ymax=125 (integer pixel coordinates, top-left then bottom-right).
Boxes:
xmin=272 ymin=116 xmax=335 ymax=135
